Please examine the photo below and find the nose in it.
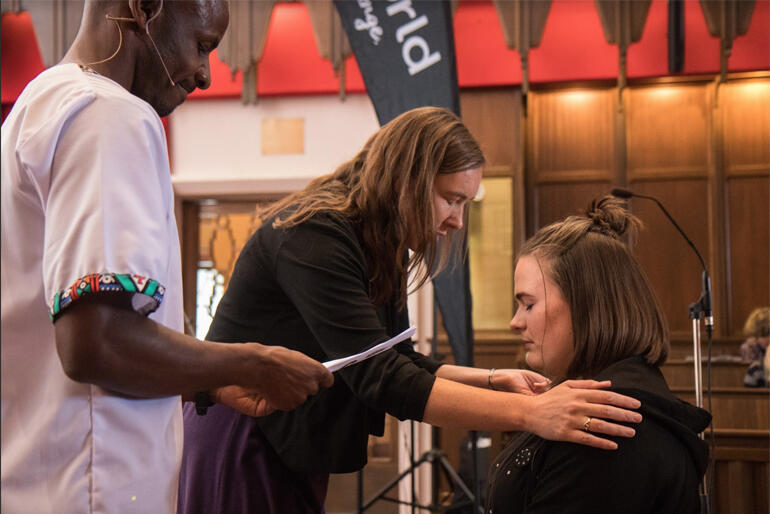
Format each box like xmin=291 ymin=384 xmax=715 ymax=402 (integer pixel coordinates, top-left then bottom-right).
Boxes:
xmin=510 ymin=310 xmax=524 ymax=332
xmin=445 ymin=207 xmax=463 ymax=231
xmin=195 ymin=58 xmax=212 ymax=90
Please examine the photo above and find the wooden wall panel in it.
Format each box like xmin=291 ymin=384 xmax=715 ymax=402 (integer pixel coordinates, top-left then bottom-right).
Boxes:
xmin=527 ymin=89 xmax=615 ymax=233
xmin=722 ymin=79 xmax=770 ymax=335
xmin=629 ymin=180 xmax=711 ymax=334
xmin=460 ymin=88 xmax=520 ymax=176
xmin=726 ymin=176 xmax=770 ymax=335
xmin=722 ymin=80 xmax=770 ymax=174
xmin=625 ymin=84 xmax=713 ymax=336
xmin=626 ymin=84 xmax=710 ymax=179
xmin=536 ymin=182 xmax=613 ymax=228
xmin=530 ymin=89 xmax=615 ymax=174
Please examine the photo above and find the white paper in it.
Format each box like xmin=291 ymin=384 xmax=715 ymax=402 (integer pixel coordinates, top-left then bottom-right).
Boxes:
xmin=323 ymin=326 xmax=417 ymax=372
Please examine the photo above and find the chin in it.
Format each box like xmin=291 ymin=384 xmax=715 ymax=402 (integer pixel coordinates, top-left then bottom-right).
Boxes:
xmin=153 ymin=93 xmax=185 ymax=118
xmin=154 ymin=103 xmax=176 ymax=118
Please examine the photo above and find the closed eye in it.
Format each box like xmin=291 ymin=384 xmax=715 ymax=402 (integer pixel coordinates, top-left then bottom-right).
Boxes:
xmin=515 ymin=294 xmax=535 ymax=312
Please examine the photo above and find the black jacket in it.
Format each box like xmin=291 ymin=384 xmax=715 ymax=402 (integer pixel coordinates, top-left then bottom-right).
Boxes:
xmin=203 ymin=210 xmax=441 ymax=473
xmin=487 ymin=356 xmax=711 ymax=514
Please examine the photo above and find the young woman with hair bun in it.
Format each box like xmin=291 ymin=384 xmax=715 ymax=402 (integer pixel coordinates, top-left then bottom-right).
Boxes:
xmin=488 ymin=196 xmax=711 ymax=514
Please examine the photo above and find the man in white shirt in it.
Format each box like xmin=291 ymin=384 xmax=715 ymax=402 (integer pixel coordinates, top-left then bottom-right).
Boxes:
xmin=0 ymin=1 xmax=333 ymax=512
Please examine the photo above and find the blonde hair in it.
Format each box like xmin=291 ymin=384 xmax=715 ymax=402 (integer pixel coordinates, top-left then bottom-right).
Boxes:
xmin=520 ymin=196 xmax=669 ymax=379
xmin=259 ymin=107 xmax=485 ymax=307
xmin=744 ymin=307 xmax=770 ymax=338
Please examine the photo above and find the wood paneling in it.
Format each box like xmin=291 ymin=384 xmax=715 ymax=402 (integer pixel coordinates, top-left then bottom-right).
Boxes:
xmin=181 ymin=201 xmax=200 ymax=334
xmin=459 ymin=88 xmax=520 ymax=174
xmin=721 ymin=79 xmax=770 ymax=336
xmin=726 ymin=176 xmax=770 ymax=336
xmin=524 ymin=75 xmax=769 ymax=340
xmin=536 ymin=181 xmax=613 ymax=228
xmin=662 ymin=359 xmax=749 ymax=388
xmin=630 ymin=179 xmax=711 ymax=334
xmin=667 ymin=334 xmax=744 ymax=359
xmin=672 ymin=387 xmax=769 ymax=429
xmin=530 ymin=89 xmax=615 ymax=174
xmin=527 ymin=89 xmax=615 ymax=234
xmin=626 ymin=84 xmax=710 ymax=177
xmin=722 ymin=80 xmax=770 ymax=174
xmin=712 ymin=429 xmax=770 ymax=514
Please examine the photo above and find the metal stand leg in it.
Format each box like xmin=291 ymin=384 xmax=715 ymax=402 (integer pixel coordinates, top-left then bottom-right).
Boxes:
xmin=690 ymin=311 xmax=710 ymax=514
xmin=359 ymin=446 xmax=483 ymax=513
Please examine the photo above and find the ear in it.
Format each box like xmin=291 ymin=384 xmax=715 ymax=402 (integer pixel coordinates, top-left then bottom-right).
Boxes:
xmin=128 ymin=0 xmax=163 ymax=31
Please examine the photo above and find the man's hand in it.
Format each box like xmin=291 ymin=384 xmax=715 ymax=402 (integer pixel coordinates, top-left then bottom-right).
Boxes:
xmin=213 ymin=385 xmax=275 ymax=417
xmin=236 ymin=344 xmax=334 ymax=413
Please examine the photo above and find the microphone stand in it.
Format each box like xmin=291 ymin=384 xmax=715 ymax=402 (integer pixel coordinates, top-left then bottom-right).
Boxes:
xmin=611 ymin=189 xmax=713 ymax=514
xmin=689 ymin=271 xmax=714 ymax=514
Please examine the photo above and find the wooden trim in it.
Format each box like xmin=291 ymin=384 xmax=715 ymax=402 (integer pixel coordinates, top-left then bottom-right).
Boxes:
xmin=725 ymin=164 xmax=770 ymax=178
xmin=707 ymin=79 xmax=729 ymax=338
xmin=628 ymin=166 xmax=709 ymax=181
xmin=527 ymin=71 xmax=770 ymax=92
xmin=484 ymin=164 xmax=515 ymax=177
xmin=670 ymin=386 xmax=770 ymax=395
xmin=534 ymin=169 xmax=612 ymax=184
xmin=669 ymin=333 xmax=743 ymax=345
xmin=614 ymin=86 xmax=627 ymax=194
xmin=515 ymin=89 xmax=527 ymax=250
xmin=181 ymin=201 xmax=200 ymax=335
xmin=526 ymin=91 xmax=539 ymax=235
xmin=714 ymin=428 xmax=770 ymax=436
xmin=665 ymin=358 xmax=748 ymax=366
xmin=712 ymin=428 xmax=770 ymax=462
xmin=172 ymin=176 xmax=312 ymax=200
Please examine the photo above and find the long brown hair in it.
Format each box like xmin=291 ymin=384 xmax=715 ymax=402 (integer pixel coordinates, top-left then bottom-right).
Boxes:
xmin=260 ymin=107 xmax=485 ymax=307
xmin=520 ymin=196 xmax=669 ymax=379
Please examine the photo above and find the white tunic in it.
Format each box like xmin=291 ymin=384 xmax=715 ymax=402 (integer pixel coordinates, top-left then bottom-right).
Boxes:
xmin=1 ymin=64 xmax=184 ymax=514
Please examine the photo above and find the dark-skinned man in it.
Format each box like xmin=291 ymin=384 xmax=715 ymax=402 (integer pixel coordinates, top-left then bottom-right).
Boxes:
xmin=0 ymin=1 xmax=333 ymax=512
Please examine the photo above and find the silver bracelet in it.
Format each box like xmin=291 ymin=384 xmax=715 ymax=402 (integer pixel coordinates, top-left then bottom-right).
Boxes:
xmin=488 ymin=368 xmax=497 ymax=390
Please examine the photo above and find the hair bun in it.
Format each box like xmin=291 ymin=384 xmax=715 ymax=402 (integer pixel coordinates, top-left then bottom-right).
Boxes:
xmin=585 ymin=195 xmax=641 ymax=238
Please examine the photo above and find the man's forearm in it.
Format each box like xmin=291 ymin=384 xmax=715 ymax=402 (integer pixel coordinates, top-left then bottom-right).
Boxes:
xmin=54 ymin=298 xmax=255 ymax=398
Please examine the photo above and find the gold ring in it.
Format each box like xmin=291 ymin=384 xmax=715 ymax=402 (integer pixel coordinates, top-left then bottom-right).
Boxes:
xmin=583 ymin=417 xmax=592 ymax=432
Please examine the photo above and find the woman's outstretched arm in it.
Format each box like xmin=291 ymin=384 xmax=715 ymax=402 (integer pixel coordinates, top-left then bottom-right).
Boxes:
xmin=422 ymin=377 xmax=641 ymax=450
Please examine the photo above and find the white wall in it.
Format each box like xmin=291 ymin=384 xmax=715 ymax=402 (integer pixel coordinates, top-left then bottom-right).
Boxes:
xmin=169 ymin=93 xmax=380 ymax=197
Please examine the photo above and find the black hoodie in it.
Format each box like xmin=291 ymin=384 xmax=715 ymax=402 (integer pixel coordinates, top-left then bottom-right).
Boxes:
xmin=487 ymin=356 xmax=712 ymax=514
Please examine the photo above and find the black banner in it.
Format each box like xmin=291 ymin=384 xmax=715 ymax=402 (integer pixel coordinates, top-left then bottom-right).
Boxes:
xmin=335 ymin=0 xmax=473 ymax=367
xmin=334 ymin=0 xmax=460 ymax=124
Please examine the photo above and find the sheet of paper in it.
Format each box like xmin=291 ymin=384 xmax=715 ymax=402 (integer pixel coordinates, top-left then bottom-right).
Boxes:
xmin=323 ymin=326 xmax=417 ymax=372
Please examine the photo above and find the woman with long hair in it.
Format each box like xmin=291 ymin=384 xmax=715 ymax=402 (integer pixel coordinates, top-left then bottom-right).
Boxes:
xmin=178 ymin=108 xmax=643 ymax=513
xmin=487 ymin=196 xmax=711 ymax=513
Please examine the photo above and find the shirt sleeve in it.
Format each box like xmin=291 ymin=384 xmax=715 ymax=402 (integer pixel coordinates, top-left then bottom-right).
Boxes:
xmin=273 ymin=214 xmax=437 ymax=421
xmin=39 ymin=93 xmax=172 ymax=321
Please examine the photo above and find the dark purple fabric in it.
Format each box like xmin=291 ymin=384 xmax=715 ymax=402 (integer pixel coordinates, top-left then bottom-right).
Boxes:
xmin=178 ymin=402 xmax=329 ymax=514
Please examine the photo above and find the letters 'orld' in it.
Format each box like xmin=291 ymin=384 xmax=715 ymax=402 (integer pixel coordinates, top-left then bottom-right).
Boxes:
xmin=334 ymin=0 xmax=460 ymax=124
